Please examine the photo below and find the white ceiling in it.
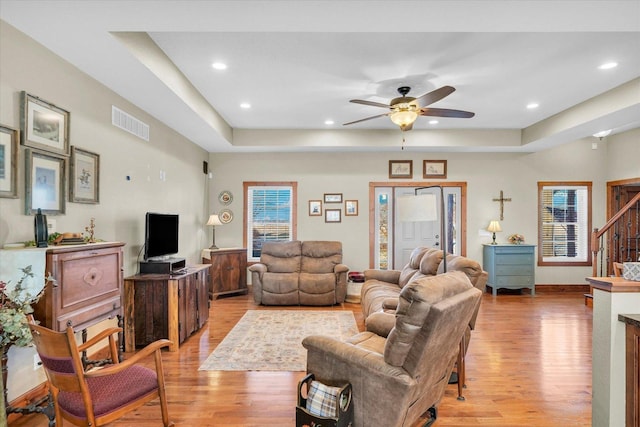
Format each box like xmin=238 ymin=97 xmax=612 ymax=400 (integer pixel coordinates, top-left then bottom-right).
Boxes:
xmin=1 ymin=1 xmax=639 ymax=153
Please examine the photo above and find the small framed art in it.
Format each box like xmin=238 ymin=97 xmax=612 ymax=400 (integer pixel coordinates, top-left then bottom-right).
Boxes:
xmin=325 ymin=209 xmax=341 ymax=223
xmin=0 ymin=125 xmax=19 ymax=198
xmin=25 ymin=149 xmax=66 ymax=215
xmin=324 ymin=193 xmax=343 ymax=203
xmin=20 ymin=92 xmax=70 ymax=156
xmin=423 ymin=160 xmax=447 ymax=179
xmin=389 ymin=160 xmax=412 ymax=179
xmin=69 ymin=146 xmax=100 ymax=203
xmin=309 ymin=200 xmax=322 ymax=216
xmin=345 ymin=200 xmax=358 ymax=216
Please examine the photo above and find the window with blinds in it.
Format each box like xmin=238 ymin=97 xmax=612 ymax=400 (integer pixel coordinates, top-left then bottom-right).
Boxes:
xmin=538 ymin=182 xmax=592 ymax=266
xmin=244 ymin=182 xmax=297 ymax=262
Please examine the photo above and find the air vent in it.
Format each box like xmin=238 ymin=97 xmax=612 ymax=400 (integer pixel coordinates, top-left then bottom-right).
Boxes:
xmin=112 ymin=106 xmax=149 ymax=141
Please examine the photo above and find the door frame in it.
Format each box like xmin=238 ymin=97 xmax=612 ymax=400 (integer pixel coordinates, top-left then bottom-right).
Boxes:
xmin=606 ymin=177 xmax=640 ymax=273
xmin=368 ymin=181 xmax=468 ymax=268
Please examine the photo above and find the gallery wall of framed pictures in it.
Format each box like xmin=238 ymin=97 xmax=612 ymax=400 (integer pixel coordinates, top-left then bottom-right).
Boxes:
xmin=2 ymin=91 xmax=102 ymax=214
xmin=309 ymin=194 xmax=359 ymax=221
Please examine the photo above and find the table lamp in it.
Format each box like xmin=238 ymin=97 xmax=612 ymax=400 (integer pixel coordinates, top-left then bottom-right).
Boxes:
xmin=487 ymin=220 xmax=502 ymax=245
xmin=206 ymin=214 xmax=223 ymax=249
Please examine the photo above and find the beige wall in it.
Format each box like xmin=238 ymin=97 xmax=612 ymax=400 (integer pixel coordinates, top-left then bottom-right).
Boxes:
xmin=0 ymin=21 xmax=210 ymax=399
xmin=209 ymin=132 xmax=638 ymax=285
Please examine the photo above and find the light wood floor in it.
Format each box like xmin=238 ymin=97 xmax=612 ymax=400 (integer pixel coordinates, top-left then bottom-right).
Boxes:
xmin=12 ymin=291 xmax=592 ymax=426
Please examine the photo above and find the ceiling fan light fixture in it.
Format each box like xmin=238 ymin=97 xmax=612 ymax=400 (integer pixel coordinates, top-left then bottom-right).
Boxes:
xmin=390 ymin=101 xmax=419 ymax=130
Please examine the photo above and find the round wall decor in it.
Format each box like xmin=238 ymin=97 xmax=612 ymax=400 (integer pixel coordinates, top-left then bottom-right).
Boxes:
xmin=218 ymin=190 xmax=233 ymax=205
xmin=219 ymin=209 xmax=234 ymax=224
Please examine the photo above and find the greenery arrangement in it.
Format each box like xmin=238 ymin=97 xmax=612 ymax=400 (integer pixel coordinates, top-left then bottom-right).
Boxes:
xmin=0 ymin=265 xmax=44 ymax=348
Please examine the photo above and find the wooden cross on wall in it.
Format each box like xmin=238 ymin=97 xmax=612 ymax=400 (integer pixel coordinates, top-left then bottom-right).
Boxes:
xmin=493 ymin=190 xmax=512 ymax=220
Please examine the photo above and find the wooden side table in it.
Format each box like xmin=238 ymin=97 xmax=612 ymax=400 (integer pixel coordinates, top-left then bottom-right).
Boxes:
xmin=202 ymin=248 xmax=248 ymax=299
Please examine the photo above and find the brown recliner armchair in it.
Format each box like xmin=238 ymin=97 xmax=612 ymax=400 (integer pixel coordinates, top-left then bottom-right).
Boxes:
xmin=249 ymin=240 xmax=349 ymax=305
xmin=302 ymin=271 xmax=482 ymax=427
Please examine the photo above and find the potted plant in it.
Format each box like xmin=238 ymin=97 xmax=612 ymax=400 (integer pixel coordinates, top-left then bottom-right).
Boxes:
xmin=0 ymin=265 xmax=45 ymax=421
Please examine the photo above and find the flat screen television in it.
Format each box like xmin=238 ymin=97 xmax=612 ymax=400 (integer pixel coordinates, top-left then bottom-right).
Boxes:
xmin=144 ymin=212 xmax=179 ymax=260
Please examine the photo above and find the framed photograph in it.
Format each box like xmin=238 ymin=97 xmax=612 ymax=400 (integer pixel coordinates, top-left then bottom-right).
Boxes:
xmin=25 ymin=149 xmax=66 ymax=215
xmin=325 ymin=209 xmax=341 ymax=223
xmin=0 ymin=125 xmax=19 ymax=198
xmin=345 ymin=200 xmax=358 ymax=216
xmin=324 ymin=193 xmax=343 ymax=203
xmin=423 ymin=160 xmax=447 ymax=179
xmin=389 ymin=160 xmax=412 ymax=179
xmin=309 ymin=200 xmax=322 ymax=216
xmin=69 ymin=146 xmax=100 ymax=203
xmin=20 ymin=91 xmax=70 ymax=156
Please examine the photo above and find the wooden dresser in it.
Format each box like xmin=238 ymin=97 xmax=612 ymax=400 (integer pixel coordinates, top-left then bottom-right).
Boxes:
xmin=123 ymin=265 xmax=209 ymax=352
xmin=482 ymin=244 xmax=535 ymax=296
xmin=33 ymin=242 xmax=125 ymax=332
xmin=201 ymin=248 xmax=247 ymax=299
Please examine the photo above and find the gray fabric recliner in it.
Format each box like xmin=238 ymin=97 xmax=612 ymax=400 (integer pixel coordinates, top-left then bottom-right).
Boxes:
xmin=303 ymin=271 xmax=482 ymax=427
xmin=249 ymin=240 xmax=349 ymax=305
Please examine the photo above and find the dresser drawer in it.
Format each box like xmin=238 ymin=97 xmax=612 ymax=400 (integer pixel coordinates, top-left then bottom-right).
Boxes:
xmin=495 ymin=254 xmax=534 ymax=265
xmin=496 ymin=264 xmax=534 ymax=276
xmin=495 ymin=246 xmax=534 ymax=255
xmin=55 ymin=295 xmax=121 ymax=331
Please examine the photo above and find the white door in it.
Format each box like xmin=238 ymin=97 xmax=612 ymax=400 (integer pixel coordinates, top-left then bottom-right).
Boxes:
xmin=392 ymin=186 xmax=461 ymax=269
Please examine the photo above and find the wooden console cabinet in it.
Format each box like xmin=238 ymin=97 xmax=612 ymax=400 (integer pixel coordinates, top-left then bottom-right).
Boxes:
xmin=123 ymin=265 xmax=209 ymax=352
xmin=483 ymin=244 xmax=536 ymax=296
xmin=34 ymin=242 xmax=125 ymax=332
xmin=202 ymin=248 xmax=247 ymax=299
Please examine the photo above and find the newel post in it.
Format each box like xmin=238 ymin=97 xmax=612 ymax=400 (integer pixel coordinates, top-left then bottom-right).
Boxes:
xmin=591 ymin=228 xmax=599 ymax=277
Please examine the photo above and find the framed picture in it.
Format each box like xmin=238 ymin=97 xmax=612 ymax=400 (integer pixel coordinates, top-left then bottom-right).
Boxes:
xmin=309 ymin=200 xmax=322 ymax=216
xmin=324 ymin=193 xmax=343 ymax=203
xmin=345 ymin=200 xmax=358 ymax=216
xmin=0 ymin=125 xmax=19 ymax=198
xmin=69 ymin=146 xmax=100 ymax=203
xmin=25 ymin=149 xmax=66 ymax=215
xmin=423 ymin=160 xmax=447 ymax=179
xmin=20 ymin=92 xmax=70 ymax=156
xmin=389 ymin=160 xmax=412 ymax=179
xmin=325 ymin=209 xmax=341 ymax=223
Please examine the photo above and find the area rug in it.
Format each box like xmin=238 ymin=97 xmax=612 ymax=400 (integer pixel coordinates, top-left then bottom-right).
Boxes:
xmin=199 ymin=310 xmax=358 ymax=371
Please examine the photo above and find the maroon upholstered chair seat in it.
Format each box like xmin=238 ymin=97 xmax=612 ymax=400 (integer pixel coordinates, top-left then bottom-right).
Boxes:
xmin=59 ymin=365 xmax=158 ymax=419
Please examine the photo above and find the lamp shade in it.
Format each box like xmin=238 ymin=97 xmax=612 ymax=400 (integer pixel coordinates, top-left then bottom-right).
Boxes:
xmin=397 ymin=194 xmax=438 ymax=222
xmin=207 ymin=214 xmax=223 ymax=226
xmin=487 ymin=220 xmax=502 ymax=233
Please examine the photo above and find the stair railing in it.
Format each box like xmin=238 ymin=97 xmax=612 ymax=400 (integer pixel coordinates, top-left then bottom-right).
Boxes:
xmin=591 ymin=192 xmax=640 ymax=277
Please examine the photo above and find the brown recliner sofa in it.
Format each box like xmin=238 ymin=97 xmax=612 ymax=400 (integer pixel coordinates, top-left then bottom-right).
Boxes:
xmin=303 ymin=271 xmax=482 ymax=427
xmin=249 ymin=240 xmax=349 ymax=305
xmin=361 ymin=247 xmax=487 ymax=399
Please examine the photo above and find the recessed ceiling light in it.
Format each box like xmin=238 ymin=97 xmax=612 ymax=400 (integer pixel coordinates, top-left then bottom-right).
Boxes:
xmin=526 ymin=103 xmax=539 ymax=110
xmin=593 ymin=129 xmax=612 ymax=138
xmin=598 ymin=62 xmax=618 ymax=70
xmin=240 ymin=103 xmax=251 ymax=109
xmin=428 ymin=120 xmax=439 ymax=125
xmin=211 ymin=62 xmax=227 ymax=70
xmin=324 ymin=120 xmax=334 ymax=125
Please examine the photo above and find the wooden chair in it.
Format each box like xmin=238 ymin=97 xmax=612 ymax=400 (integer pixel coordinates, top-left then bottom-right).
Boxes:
xmin=613 ymin=262 xmax=624 ymax=277
xmin=28 ymin=319 xmax=173 ymax=427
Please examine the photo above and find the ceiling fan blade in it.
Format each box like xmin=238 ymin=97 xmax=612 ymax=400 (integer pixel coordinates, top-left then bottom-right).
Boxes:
xmin=349 ymin=99 xmax=391 ymax=109
xmin=419 ymin=107 xmax=475 ymax=118
xmin=415 ymin=86 xmax=456 ymax=107
xmin=343 ymin=112 xmax=390 ymax=126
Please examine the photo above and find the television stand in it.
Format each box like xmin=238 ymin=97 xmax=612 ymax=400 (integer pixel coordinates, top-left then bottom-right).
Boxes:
xmin=140 ymin=257 xmax=186 ymax=274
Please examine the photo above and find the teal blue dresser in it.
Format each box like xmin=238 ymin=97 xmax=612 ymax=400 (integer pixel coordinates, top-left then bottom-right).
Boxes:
xmin=482 ymin=244 xmax=536 ymax=296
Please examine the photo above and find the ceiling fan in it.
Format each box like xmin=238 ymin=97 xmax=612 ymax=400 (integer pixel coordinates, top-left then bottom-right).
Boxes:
xmin=344 ymin=85 xmax=475 ymax=131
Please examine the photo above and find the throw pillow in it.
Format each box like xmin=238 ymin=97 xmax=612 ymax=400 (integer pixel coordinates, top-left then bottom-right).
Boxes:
xmin=306 ymin=380 xmax=341 ymax=418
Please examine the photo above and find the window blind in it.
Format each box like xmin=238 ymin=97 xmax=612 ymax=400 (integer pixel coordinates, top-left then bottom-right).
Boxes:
xmin=247 ymin=185 xmax=293 ymax=261
xmin=540 ymin=184 xmax=590 ymax=263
